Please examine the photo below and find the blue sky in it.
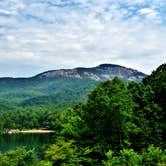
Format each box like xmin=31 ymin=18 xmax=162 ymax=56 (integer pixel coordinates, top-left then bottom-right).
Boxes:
xmin=0 ymin=0 xmax=165 ymax=77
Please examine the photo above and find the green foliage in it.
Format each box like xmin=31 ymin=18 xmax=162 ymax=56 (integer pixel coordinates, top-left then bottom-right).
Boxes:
xmin=0 ymin=64 xmax=165 ymax=165
xmin=0 ymin=77 xmax=98 ymax=130
xmin=0 ymin=121 xmax=3 ymax=135
xmin=36 ymin=161 xmax=53 ymax=166
xmin=83 ymin=78 xmax=135 ymax=150
xmin=143 ymin=63 xmax=166 ymax=143
xmin=45 ymin=140 xmax=76 ymax=165
xmin=58 ymin=78 xmax=138 ymax=164
xmin=52 ymin=73 xmax=165 ymax=164
xmin=0 ymin=147 xmax=37 ymax=166
xmin=128 ymin=82 xmax=163 ymax=148
xmin=45 ymin=140 xmax=93 ymax=166
xmin=60 ymin=106 xmax=85 ymax=139
xmin=103 ymin=145 xmax=166 ymax=166
xmin=0 ymin=77 xmax=98 ymax=104
xmin=103 ymin=149 xmax=142 ymax=166
xmin=119 ymin=149 xmax=142 ymax=166
xmin=0 ymin=107 xmax=62 ymax=130
xmin=142 ymin=145 xmax=166 ymax=165
xmin=143 ymin=63 xmax=166 ymax=111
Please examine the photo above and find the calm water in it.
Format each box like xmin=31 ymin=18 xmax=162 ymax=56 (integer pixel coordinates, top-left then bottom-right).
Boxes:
xmin=0 ymin=133 xmax=54 ymax=153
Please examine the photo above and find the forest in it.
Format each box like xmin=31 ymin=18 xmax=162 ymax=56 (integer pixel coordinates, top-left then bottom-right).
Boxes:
xmin=0 ymin=77 xmax=98 ymax=131
xmin=0 ymin=63 xmax=165 ymax=165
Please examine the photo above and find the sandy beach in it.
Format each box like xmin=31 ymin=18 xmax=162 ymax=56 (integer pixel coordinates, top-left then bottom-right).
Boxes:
xmin=7 ymin=129 xmax=55 ymax=134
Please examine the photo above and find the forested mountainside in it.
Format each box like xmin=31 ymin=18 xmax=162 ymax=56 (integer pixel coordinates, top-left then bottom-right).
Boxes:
xmin=0 ymin=64 xmax=145 ymax=107
xmin=0 ymin=64 xmax=145 ymax=104
xmin=0 ymin=63 xmax=165 ymax=166
xmin=0 ymin=64 xmax=146 ymax=129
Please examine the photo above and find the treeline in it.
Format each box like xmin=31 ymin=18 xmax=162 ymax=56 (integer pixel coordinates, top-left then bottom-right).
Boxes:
xmin=0 ymin=78 xmax=98 ymax=131
xmin=0 ymin=63 xmax=165 ymax=165
xmin=0 ymin=107 xmax=61 ymax=131
xmin=0 ymin=145 xmax=165 ymax=166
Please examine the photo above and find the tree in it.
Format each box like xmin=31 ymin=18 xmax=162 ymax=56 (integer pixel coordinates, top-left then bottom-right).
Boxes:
xmin=128 ymin=82 xmax=163 ymax=149
xmin=0 ymin=120 xmax=3 ymax=134
xmin=60 ymin=78 xmax=136 ymax=164
xmin=0 ymin=147 xmax=37 ymax=166
xmin=82 ymin=78 xmax=135 ymax=150
xmin=103 ymin=149 xmax=142 ymax=166
xmin=103 ymin=145 xmax=166 ymax=166
xmin=143 ymin=63 xmax=166 ymax=144
xmin=45 ymin=139 xmax=93 ymax=166
xmin=143 ymin=63 xmax=166 ymax=110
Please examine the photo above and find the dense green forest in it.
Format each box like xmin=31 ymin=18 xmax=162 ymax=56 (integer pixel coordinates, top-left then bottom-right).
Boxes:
xmin=0 ymin=63 xmax=165 ymax=165
xmin=0 ymin=78 xmax=98 ymax=130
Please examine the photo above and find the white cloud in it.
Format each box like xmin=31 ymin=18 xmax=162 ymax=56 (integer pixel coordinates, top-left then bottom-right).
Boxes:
xmin=0 ymin=9 xmax=12 ymax=15
xmin=139 ymin=8 xmax=160 ymax=21
xmin=0 ymin=0 xmax=165 ymax=77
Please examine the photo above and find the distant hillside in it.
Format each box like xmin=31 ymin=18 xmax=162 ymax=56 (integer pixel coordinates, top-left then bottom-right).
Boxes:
xmin=35 ymin=64 xmax=146 ymax=82
xmin=0 ymin=64 xmax=146 ymax=109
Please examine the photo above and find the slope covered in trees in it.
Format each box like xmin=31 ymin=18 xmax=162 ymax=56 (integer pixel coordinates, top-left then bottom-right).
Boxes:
xmin=44 ymin=63 xmax=165 ymax=165
xmin=0 ymin=78 xmax=98 ymax=130
xmin=0 ymin=64 xmax=146 ymax=130
xmin=48 ymin=78 xmax=164 ymax=165
xmin=0 ymin=64 xmax=165 ymax=165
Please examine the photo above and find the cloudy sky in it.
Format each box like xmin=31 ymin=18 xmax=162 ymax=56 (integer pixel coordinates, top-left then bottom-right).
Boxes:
xmin=0 ymin=0 xmax=165 ymax=77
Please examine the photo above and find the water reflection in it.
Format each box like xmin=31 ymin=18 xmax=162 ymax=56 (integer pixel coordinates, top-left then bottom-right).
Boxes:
xmin=0 ymin=133 xmax=54 ymax=153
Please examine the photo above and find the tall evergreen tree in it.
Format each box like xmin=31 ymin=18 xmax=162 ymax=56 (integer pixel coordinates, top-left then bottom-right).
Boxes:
xmin=143 ymin=63 xmax=166 ymax=145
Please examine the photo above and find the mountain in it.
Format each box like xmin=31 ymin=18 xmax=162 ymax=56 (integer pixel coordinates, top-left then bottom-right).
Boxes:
xmin=0 ymin=64 xmax=146 ymax=109
xmin=35 ymin=64 xmax=146 ymax=82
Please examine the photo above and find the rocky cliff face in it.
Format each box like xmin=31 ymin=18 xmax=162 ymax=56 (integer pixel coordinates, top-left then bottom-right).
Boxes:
xmin=35 ymin=64 xmax=146 ymax=82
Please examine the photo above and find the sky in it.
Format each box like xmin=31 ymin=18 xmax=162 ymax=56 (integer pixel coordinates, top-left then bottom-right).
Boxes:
xmin=0 ymin=0 xmax=165 ymax=77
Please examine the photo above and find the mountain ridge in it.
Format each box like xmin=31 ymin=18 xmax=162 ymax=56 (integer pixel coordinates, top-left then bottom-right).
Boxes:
xmin=0 ymin=64 xmax=146 ymax=82
xmin=34 ymin=63 xmax=146 ymax=82
xmin=0 ymin=63 xmax=147 ymax=112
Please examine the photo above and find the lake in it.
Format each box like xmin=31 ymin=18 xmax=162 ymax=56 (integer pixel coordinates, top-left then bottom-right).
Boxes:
xmin=0 ymin=133 xmax=54 ymax=153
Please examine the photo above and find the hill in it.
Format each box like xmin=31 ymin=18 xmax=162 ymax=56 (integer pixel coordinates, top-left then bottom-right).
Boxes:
xmin=0 ymin=64 xmax=146 ymax=108
xmin=0 ymin=63 xmax=146 ymax=129
xmin=35 ymin=64 xmax=145 ymax=81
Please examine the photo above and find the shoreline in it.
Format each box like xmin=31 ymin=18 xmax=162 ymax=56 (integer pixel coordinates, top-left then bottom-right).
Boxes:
xmin=4 ymin=129 xmax=55 ymax=134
